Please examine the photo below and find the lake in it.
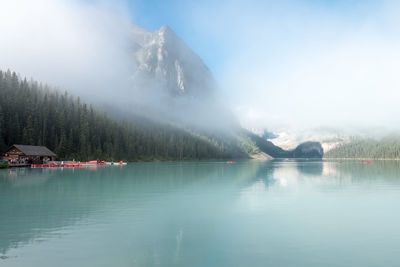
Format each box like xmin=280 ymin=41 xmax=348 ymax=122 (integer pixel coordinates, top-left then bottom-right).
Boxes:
xmin=1 ymin=160 xmax=400 ymax=266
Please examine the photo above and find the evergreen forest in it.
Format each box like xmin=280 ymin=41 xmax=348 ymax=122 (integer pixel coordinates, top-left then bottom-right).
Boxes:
xmin=0 ymin=70 xmax=246 ymax=161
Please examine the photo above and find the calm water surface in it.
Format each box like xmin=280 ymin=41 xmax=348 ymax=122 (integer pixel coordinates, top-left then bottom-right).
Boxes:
xmin=1 ymin=160 xmax=400 ymax=266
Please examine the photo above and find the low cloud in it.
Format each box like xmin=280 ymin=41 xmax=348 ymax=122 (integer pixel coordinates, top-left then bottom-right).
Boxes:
xmin=0 ymin=0 xmax=134 ymax=102
xmin=185 ymin=0 xmax=400 ymax=131
xmin=3 ymin=0 xmax=400 ymax=133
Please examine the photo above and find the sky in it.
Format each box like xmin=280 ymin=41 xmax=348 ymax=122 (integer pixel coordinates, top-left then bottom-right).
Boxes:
xmin=1 ymin=0 xmax=400 ymax=132
xmin=124 ymin=0 xmax=400 ymax=131
xmin=124 ymin=0 xmax=378 ymax=76
xmin=124 ymin=0 xmax=400 ymax=130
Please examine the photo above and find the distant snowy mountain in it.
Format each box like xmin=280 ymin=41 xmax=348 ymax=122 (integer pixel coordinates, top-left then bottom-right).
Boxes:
xmin=130 ymin=25 xmax=216 ymax=98
xmin=248 ymin=127 xmax=348 ymax=152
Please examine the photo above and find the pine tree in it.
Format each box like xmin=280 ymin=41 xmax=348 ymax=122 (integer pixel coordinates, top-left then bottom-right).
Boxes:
xmin=0 ymin=69 xmax=241 ymax=161
xmin=0 ymin=105 xmax=6 ymax=152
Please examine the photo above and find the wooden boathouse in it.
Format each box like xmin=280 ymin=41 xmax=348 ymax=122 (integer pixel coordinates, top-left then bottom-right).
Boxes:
xmin=2 ymin=145 xmax=56 ymax=164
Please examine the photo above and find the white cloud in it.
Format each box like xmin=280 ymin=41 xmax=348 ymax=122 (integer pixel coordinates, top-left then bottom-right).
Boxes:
xmin=3 ymin=0 xmax=400 ymax=132
xmin=0 ymin=0 xmax=133 ymax=101
xmin=187 ymin=0 xmax=400 ymax=130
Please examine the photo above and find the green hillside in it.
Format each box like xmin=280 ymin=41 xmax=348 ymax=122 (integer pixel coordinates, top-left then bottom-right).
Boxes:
xmin=0 ymin=70 xmax=247 ymax=161
xmin=325 ymin=136 xmax=400 ymax=159
xmin=0 ymin=70 xmax=325 ymax=161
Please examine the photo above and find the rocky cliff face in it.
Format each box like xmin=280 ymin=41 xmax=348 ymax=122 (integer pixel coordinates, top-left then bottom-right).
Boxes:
xmin=130 ymin=25 xmax=216 ymax=99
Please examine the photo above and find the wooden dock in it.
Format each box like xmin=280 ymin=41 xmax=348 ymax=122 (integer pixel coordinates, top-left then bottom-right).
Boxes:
xmin=9 ymin=163 xmax=30 ymax=168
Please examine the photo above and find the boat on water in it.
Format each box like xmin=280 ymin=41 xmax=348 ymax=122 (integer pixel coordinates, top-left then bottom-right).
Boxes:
xmin=106 ymin=161 xmax=127 ymax=166
xmin=31 ymin=160 xmax=127 ymax=168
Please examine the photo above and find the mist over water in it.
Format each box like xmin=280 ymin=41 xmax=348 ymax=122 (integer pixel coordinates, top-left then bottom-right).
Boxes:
xmin=1 ymin=2 xmax=400 ymax=266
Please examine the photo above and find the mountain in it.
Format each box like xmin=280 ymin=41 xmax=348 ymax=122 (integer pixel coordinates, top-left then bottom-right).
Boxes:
xmin=0 ymin=24 xmax=324 ymax=161
xmin=293 ymin=142 xmax=323 ymax=158
xmin=247 ymin=126 xmax=351 ymax=155
xmin=246 ymin=132 xmax=324 ymax=158
xmin=127 ymin=25 xmax=324 ymax=159
xmin=130 ymin=25 xmax=216 ymax=99
xmin=127 ymin=24 xmax=236 ymax=131
xmin=0 ymin=69 xmax=323 ymax=160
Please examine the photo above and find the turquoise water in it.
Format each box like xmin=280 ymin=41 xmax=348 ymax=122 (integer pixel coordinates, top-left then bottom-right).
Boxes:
xmin=1 ymin=160 xmax=400 ymax=266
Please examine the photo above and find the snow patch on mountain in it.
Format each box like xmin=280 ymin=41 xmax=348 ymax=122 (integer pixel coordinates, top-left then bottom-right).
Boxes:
xmin=248 ymin=127 xmax=349 ymax=152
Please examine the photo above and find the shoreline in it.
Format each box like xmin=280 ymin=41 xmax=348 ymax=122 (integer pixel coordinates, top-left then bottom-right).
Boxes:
xmin=323 ymin=157 xmax=400 ymax=161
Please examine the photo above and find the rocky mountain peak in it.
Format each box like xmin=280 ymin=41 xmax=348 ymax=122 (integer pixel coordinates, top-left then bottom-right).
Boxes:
xmin=131 ymin=24 xmax=216 ymax=98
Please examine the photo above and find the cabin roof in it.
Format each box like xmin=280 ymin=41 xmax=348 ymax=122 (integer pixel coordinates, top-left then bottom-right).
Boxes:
xmin=10 ymin=145 xmax=56 ymax=157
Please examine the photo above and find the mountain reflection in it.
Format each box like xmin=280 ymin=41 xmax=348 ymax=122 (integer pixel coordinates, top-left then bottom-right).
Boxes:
xmin=2 ymin=160 xmax=400 ymax=266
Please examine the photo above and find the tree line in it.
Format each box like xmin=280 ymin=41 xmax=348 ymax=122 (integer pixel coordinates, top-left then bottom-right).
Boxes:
xmin=325 ymin=136 xmax=400 ymax=159
xmin=0 ymin=70 xmax=244 ymax=161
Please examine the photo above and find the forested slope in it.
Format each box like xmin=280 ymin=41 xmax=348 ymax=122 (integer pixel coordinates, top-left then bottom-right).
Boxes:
xmin=325 ymin=136 xmax=400 ymax=159
xmin=0 ymin=70 xmax=325 ymax=161
xmin=0 ymin=70 xmax=245 ymax=161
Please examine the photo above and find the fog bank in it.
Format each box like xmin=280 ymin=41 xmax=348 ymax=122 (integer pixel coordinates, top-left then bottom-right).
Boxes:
xmin=0 ymin=0 xmax=235 ymax=131
xmin=182 ymin=0 xmax=400 ymax=131
xmin=0 ymin=0 xmax=136 ymax=102
xmin=3 ymin=0 xmax=400 ymax=133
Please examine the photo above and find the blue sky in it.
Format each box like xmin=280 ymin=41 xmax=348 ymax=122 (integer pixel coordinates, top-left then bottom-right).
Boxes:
xmin=92 ymin=0 xmax=400 ymax=129
xmin=125 ymin=0 xmax=227 ymax=76
xmin=2 ymin=0 xmax=400 ymax=130
xmin=123 ymin=0 xmax=381 ymax=77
